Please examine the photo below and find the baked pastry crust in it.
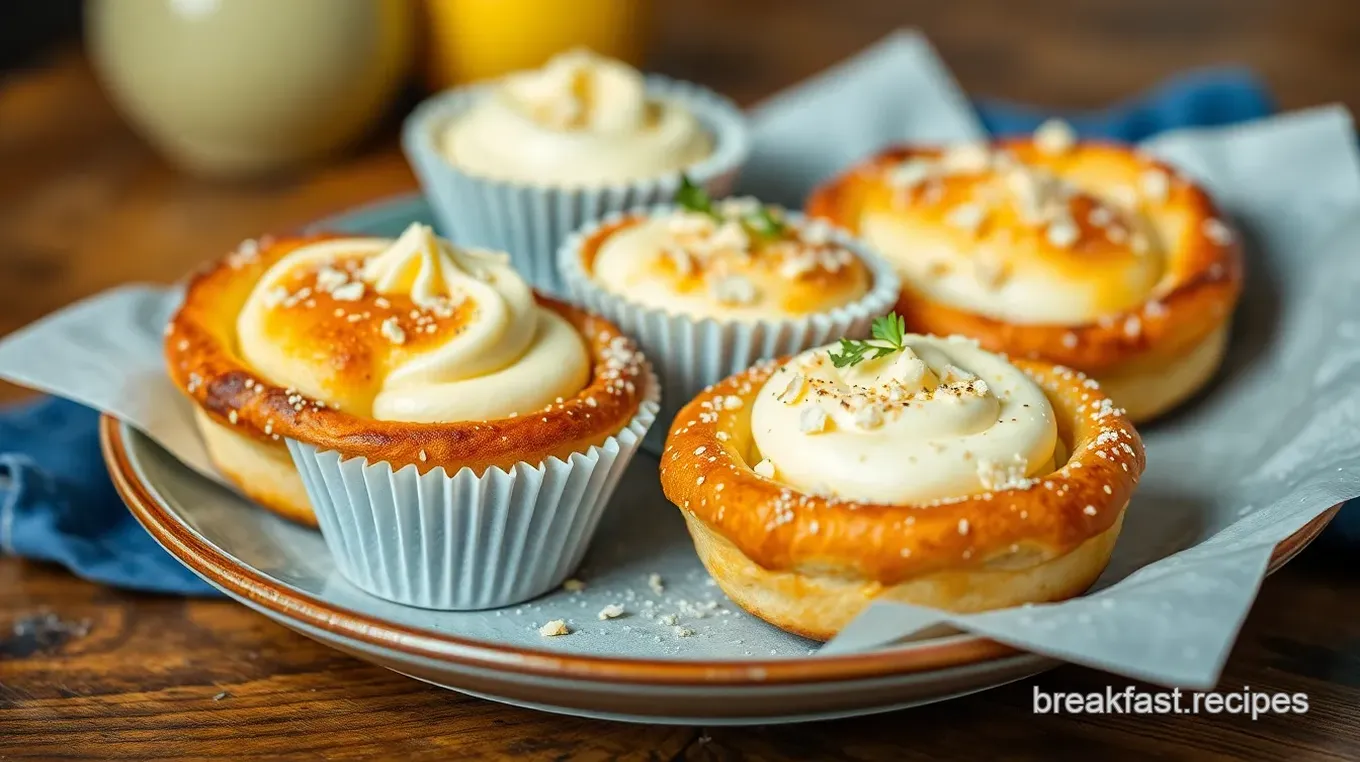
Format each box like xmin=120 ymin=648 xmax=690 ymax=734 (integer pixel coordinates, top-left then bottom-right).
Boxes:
xmin=166 ymin=234 xmax=650 ymax=525
xmin=806 ymin=139 xmax=1243 ymax=422
xmin=660 ymin=356 xmax=1145 ymax=641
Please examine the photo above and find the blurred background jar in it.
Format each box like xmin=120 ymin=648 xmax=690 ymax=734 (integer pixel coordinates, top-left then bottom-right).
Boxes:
xmin=421 ymin=0 xmax=653 ymax=88
xmin=86 ymin=0 xmax=416 ymax=179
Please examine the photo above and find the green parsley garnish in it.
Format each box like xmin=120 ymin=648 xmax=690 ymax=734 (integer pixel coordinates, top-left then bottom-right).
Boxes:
xmin=828 ymin=313 xmax=909 ymax=369
xmin=743 ymin=205 xmax=786 ymax=239
xmin=676 ymin=173 xmax=716 ymax=218
xmin=674 ymin=173 xmax=787 ymax=239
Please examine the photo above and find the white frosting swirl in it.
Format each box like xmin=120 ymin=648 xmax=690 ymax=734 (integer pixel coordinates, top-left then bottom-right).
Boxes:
xmin=749 ymin=335 xmax=1058 ymax=503
xmin=362 ymin=222 xmax=539 ymax=391
xmin=236 ymin=223 xmax=589 ymax=422
xmin=439 ymin=49 xmax=712 ymax=186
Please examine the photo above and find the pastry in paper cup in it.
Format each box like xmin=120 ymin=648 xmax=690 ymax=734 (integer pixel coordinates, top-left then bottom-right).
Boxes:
xmin=660 ymin=318 xmax=1145 ymax=640
xmin=165 ymin=223 xmax=658 ymax=610
xmin=402 ymin=48 xmax=750 ymax=295
xmin=558 ymin=190 xmax=900 ymax=450
xmin=806 ymin=120 xmax=1243 ymax=422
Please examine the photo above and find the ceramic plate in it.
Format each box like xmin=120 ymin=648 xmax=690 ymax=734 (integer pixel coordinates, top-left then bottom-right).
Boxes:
xmin=105 ymin=195 xmax=1338 ymax=725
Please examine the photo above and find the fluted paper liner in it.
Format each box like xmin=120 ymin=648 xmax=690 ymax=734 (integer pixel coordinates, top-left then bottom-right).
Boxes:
xmin=403 ymin=77 xmax=750 ymax=296
xmin=285 ymin=373 xmax=658 ymax=611
xmin=558 ymin=206 xmax=901 ymax=450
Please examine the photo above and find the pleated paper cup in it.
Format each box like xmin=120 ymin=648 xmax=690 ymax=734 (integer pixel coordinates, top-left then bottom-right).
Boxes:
xmin=402 ymin=77 xmax=749 ymax=296
xmin=285 ymin=372 xmax=659 ymax=611
xmin=558 ymin=206 xmax=901 ymax=451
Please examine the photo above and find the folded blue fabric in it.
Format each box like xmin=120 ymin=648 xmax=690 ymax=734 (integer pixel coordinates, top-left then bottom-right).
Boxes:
xmin=0 ymin=396 xmax=216 ymax=594
xmin=1 ymin=67 xmax=1301 ymax=596
xmin=976 ymin=67 xmax=1276 ymax=140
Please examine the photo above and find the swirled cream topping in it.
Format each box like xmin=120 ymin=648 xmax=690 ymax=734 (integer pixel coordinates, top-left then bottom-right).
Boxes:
xmin=749 ymin=332 xmax=1058 ymax=503
xmin=439 ymin=48 xmax=713 ymax=186
xmin=236 ymin=223 xmax=589 ymax=422
xmin=589 ymin=199 xmax=873 ymax=321
xmin=855 ymin=121 xmax=1192 ymax=325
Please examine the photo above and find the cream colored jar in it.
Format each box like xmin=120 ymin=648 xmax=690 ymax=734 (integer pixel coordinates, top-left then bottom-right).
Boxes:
xmin=87 ymin=0 xmax=415 ymax=177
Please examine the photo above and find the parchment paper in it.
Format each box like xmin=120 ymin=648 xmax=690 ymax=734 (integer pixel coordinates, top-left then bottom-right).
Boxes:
xmin=1 ymin=31 xmax=1357 ymax=688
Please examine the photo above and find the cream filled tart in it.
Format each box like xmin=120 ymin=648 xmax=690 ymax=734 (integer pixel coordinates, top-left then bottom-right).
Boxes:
xmin=165 ymin=223 xmax=657 ymax=609
xmin=437 ymin=48 xmax=716 ymax=187
xmin=560 ymin=181 xmax=900 ymax=447
xmin=660 ymin=315 xmax=1144 ymax=640
xmin=806 ymin=120 xmax=1243 ymax=422
xmin=404 ymin=48 xmax=749 ymax=293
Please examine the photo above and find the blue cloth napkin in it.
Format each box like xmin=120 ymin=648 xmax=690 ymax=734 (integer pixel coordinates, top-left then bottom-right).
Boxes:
xmin=2 ymin=67 xmax=1312 ymax=596
xmin=976 ymin=67 xmax=1276 ymax=140
xmin=0 ymin=397 xmax=216 ymax=594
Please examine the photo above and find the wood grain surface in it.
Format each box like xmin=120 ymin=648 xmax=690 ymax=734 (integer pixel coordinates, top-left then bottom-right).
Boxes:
xmin=2 ymin=1 xmax=1360 ymax=759
xmin=3 ymin=543 xmax=1358 ymax=760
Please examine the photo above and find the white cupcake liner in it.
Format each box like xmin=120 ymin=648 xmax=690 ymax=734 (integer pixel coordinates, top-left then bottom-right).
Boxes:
xmin=285 ymin=372 xmax=659 ymax=611
xmin=402 ymin=76 xmax=750 ymax=296
xmin=558 ymin=206 xmax=901 ymax=452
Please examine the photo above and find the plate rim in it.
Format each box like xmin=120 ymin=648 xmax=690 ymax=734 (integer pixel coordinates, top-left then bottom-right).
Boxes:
xmin=102 ymin=415 xmax=1340 ymax=688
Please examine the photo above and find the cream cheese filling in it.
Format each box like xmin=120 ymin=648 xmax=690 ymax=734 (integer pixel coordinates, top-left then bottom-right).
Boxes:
xmin=237 ymin=223 xmax=589 ymax=422
xmin=749 ymin=335 xmax=1058 ymax=503
xmin=439 ymin=48 xmax=712 ymax=186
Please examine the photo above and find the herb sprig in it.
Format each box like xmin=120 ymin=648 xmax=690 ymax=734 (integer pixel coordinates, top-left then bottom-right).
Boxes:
xmin=743 ymin=205 xmax=785 ymax=238
xmin=676 ymin=174 xmax=787 ymax=239
xmin=675 ymin=173 xmax=716 ymax=218
xmin=828 ymin=313 xmax=908 ymax=369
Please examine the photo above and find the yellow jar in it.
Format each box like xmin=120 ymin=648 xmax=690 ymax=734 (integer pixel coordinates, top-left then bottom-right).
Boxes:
xmin=422 ymin=0 xmax=652 ymax=88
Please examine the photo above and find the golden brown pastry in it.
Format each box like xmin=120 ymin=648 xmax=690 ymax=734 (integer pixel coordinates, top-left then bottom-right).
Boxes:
xmin=806 ymin=120 xmax=1242 ymax=422
xmin=166 ymin=223 xmax=651 ymax=525
xmin=660 ymin=318 xmax=1145 ymax=640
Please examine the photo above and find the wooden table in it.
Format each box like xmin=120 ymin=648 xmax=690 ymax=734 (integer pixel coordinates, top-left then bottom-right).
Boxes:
xmin=3 ymin=2 xmax=1359 ymax=758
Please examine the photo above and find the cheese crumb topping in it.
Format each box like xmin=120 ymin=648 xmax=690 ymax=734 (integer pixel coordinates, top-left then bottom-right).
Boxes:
xmin=538 ymin=620 xmax=570 ymax=637
xmin=1034 ymin=119 xmax=1077 ymax=155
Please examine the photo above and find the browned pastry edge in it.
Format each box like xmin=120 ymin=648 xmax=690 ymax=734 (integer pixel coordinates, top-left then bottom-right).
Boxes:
xmin=191 ymin=407 xmax=320 ymax=526
xmin=659 ymin=356 xmax=1145 ymax=588
xmin=805 ymin=139 xmax=1243 ymax=374
xmin=683 ymin=508 xmax=1124 ymax=641
xmin=164 ymin=233 xmax=650 ymax=476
